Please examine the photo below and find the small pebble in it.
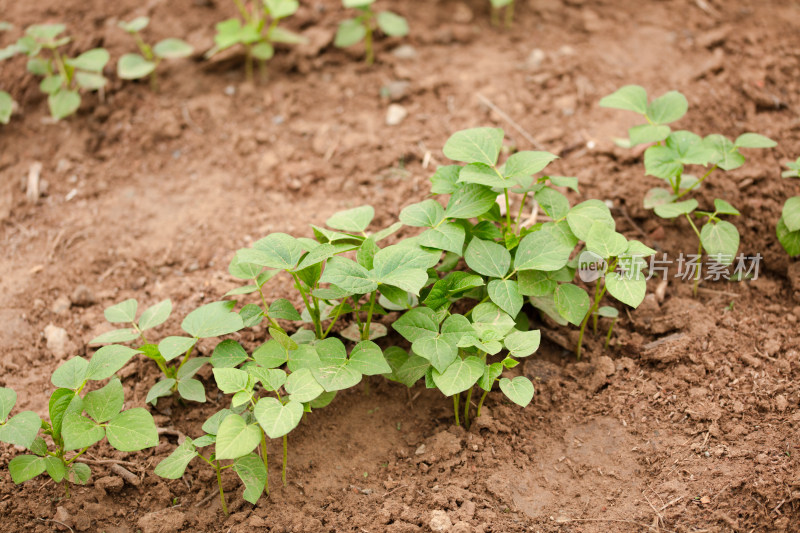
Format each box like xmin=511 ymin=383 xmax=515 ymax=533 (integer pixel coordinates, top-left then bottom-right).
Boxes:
xmin=385 ymin=104 xmax=408 ymax=126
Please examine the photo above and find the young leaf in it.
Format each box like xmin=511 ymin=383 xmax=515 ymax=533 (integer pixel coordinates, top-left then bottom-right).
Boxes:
xmin=210 ymin=339 xmax=249 ymax=368
xmin=471 ymin=302 xmax=516 ymax=338
xmin=653 ymin=199 xmax=698 ymax=219
xmin=782 ymin=197 xmax=800 ymax=232
xmin=159 ymin=336 xmax=197 ymax=361
xmin=215 ymin=413 xmax=263 ymax=460
xmin=69 ymin=462 xmax=91 ymax=484
xmin=248 ymin=233 xmax=305 ymax=270
xmin=269 ymin=299 xmax=302 ymax=321
xmin=253 ymin=340 xmax=288 ymax=368
xmin=177 ymin=379 xmax=206 ymax=403
xmin=213 ymin=368 xmax=251 ymax=394
xmin=534 ymin=187 xmax=570 ymax=220
xmin=51 ymin=357 xmax=89 ymax=390
xmin=155 ymin=437 xmax=197 ymax=479
xmin=146 ymin=378 xmax=176 ymax=404
xmin=89 ymin=328 xmax=140 ymax=345
xmin=444 ymin=184 xmax=498 ymax=219
xmin=105 ymin=299 xmax=138 ymax=323
xmin=117 ymin=53 xmax=157 ymax=79
xmin=376 ymin=11 xmax=408 ymax=36
xmin=734 ymin=133 xmax=776 ymax=149
xmin=67 ymin=48 xmax=109 ymax=71
xmin=0 ymin=91 xmax=13 ymax=124
xmin=0 ymin=388 xmax=15 ymax=422
xmin=254 ymin=397 xmax=303 ymax=439
xmin=566 ymin=200 xmax=615 ymax=241
xmin=202 ymin=409 xmax=232 ymax=435
xmin=605 ymin=272 xmax=647 ymax=308
xmin=585 ymin=223 xmax=627 ymax=258
xmin=233 ymin=454 xmax=267 ymax=504
xmin=153 ymin=38 xmax=193 ymax=59
xmin=86 ymin=345 xmax=140 ymax=381
xmin=554 ymin=284 xmax=590 ymax=327
xmin=419 ymin=223 xmax=465 ymax=255
xmin=628 ymin=124 xmax=671 ymax=146
xmin=464 ymin=238 xmax=510 ymax=278
xmin=371 ymin=246 xmax=435 ymax=295
xmin=400 ymin=200 xmax=445 ymax=227
xmin=597 ymin=306 xmax=619 ymax=318
xmin=181 ymin=301 xmax=244 ymax=338
xmin=515 ymin=225 xmax=575 ymax=272
xmin=106 ymin=408 xmax=158 ymax=452
xmin=443 ymin=127 xmax=504 ymax=166
xmin=504 ymin=151 xmax=558 ymax=180
xmin=498 ymin=376 xmax=534 ymax=407
xmin=118 ymin=16 xmax=149 ymax=33
xmin=700 ymin=220 xmax=739 ymax=264
xmin=392 ymin=307 xmax=438 ymax=342
xmin=599 ymin=85 xmax=648 ymax=115
xmin=0 ymin=411 xmax=41 ymax=448
xmin=713 ymin=199 xmax=740 ymax=216
xmin=62 ymin=414 xmax=105 ymax=450
xmin=335 ymin=18 xmax=366 ymax=48
xmin=45 ymin=456 xmax=66 ymax=482
xmin=9 ymin=455 xmax=47 ymax=484
xmin=326 ymin=205 xmax=375 ymax=233
xmin=487 ymin=279 xmax=523 ymax=317
xmin=348 ymin=341 xmax=391 ymax=375
xmin=311 ymin=364 xmax=362 ymax=392
xmin=503 ymin=329 xmax=541 ymax=358
xmin=320 ymin=257 xmax=377 ymax=295
xmin=704 ymin=134 xmax=745 ymax=171
xmin=247 ymin=367 xmax=287 ymax=391
xmin=777 ymin=216 xmax=800 ymax=257
xmin=646 ymin=91 xmax=688 ymax=125
xmin=431 ymin=357 xmax=484 ymax=396
xmin=138 ymin=299 xmax=172 ymax=331
xmin=284 ymin=367 xmax=324 ymax=403
xmin=84 ymin=378 xmax=124 ymax=423
xmin=412 ymin=336 xmax=458 ymax=373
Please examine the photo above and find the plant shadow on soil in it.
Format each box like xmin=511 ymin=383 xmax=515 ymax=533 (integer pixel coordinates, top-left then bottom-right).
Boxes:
xmin=1 ymin=0 xmax=800 ymax=531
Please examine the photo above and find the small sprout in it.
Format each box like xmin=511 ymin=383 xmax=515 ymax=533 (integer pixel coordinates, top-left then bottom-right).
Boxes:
xmin=117 ymin=17 xmax=194 ymax=91
xmin=1 ymin=24 xmax=109 ymax=120
xmin=602 ymin=85 xmax=776 ymax=294
xmin=0 ymin=90 xmax=14 ymax=124
xmin=206 ymin=0 xmax=306 ymax=82
xmin=335 ymin=0 xmax=409 ymax=65
xmin=778 ymin=158 xmax=800 ymax=257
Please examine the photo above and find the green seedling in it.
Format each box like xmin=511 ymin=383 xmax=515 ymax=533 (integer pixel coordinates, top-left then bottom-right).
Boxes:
xmin=490 ymin=0 xmax=515 ymax=27
xmin=156 ymin=409 xmax=255 ymax=515
xmin=89 ymin=298 xmax=244 ymax=405
xmin=0 ymin=24 xmax=109 ymax=120
xmin=206 ymin=0 xmax=306 ymax=82
xmin=0 ymin=90 xmax=13 ymax=124
xmin=600 ymin=85 xmax=775 ymax=293
xmin=335 ymin=0 xmax=409 ymax=65
xmin=117 ymin=17 xmax=193 ymax=91
xmin=595 ymin=306 xmax=619 ymax=350
xmin=778 ymin=158 xmax=800 ymax=256
xmin=0 ymin=358 xmax=158 ymax=497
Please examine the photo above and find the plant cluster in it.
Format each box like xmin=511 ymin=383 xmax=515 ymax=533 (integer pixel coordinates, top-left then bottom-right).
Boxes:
xmin=600 ymin=85 xmax=777 ymax=290
xmin=0 ymin=23 xmax=109 ymax=120
xmin=206 ymin=0 xmax=306 ymax=82
xmin=117 ymin=17 xmax=194 ymax=91
xmin=335 ymin=0 xmax=408 ymax=65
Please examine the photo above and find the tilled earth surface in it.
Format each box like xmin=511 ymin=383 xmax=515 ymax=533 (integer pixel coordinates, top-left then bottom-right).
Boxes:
xmin=1 ymin=0 xmax=799 ymax=531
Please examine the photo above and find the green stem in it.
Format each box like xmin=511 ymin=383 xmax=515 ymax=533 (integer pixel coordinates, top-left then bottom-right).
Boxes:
xmin=282 ymin=435 xmax=288 ymax=486
xmin=65 ymin=446 xmax=89 ymax=466
xmin=515 ymin=192 xmax=529 ymax=233
xmin=592 ymin=281 xmax=600 ymax=334
xmin=364 ymin=17 xmax=374 ymax=65
xmin=260 ymin=430 xmax=270 ymax=495
xmin=362 ymin=291 xmax=377 ymax=341
xmin=256 ymin=284 xmax=281 ymax=329
xmin=576 ymin=266 xmax=611 ymax=359
xmin=505 ymin=0 xmax=515 ymax=27
xmin=464 ymin=387 xmax=473 ymax=429
xmin=215 ymin=461 xmax=228 ymax=515
xmin=476 ymin=389 xmax=489 ymax=418
xmin=503 ymin=189 xmax=512 ymax=232
xmin=675 ymin=165 xmax=717 ymax=200
xmin=233 ymin=0 xmax=250 ymax=21
xmin=175 ymin=345 xmax=195 ymax=375
xmin=292 ymin=273 xmax=322 ymax=338
xmin=453 ymin=394 xmax=460 ymax=426
xmin=604 ymin=318 xmax=617 ymax=351
xmin=322 ymin=300 xmax=346 ymax=338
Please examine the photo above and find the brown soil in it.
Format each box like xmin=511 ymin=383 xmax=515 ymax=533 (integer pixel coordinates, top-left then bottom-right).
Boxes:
xmin=1 ymin=0 xmax=800 ymax=531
